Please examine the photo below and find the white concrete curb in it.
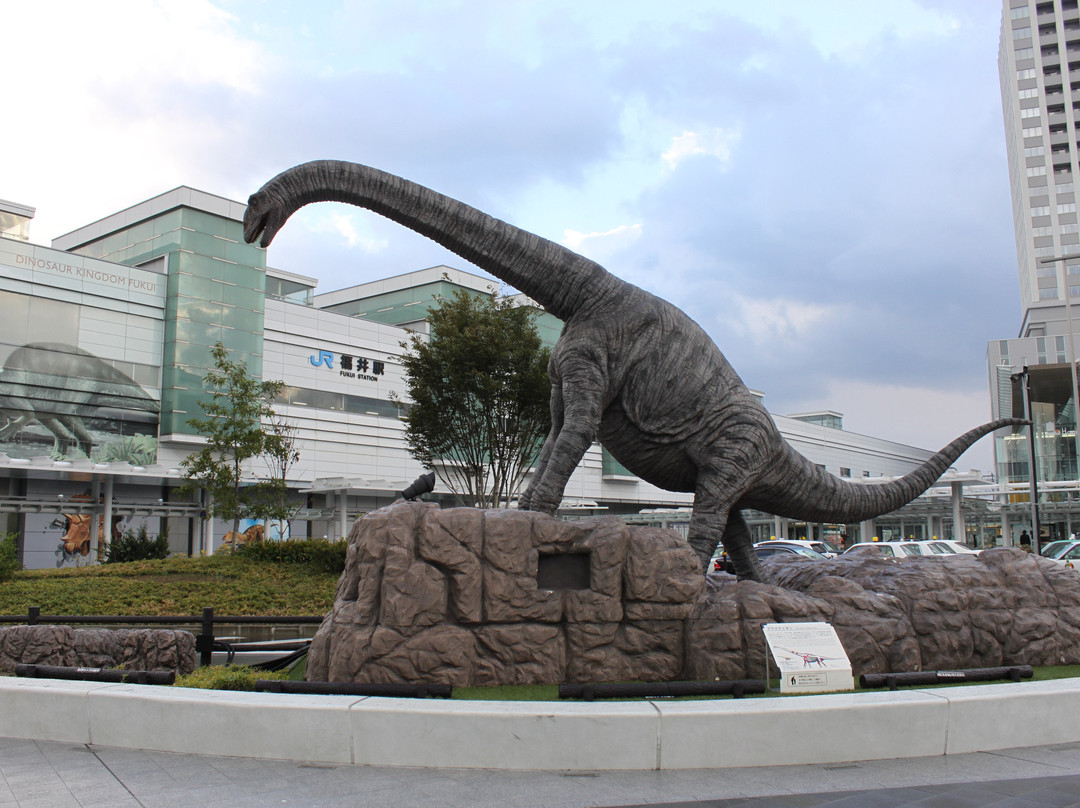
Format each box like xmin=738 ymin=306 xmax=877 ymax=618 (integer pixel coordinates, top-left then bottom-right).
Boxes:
xmin=2 ymin=677 xmax=1078 ymax=770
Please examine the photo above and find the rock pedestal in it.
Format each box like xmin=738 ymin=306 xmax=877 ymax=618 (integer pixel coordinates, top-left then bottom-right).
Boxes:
xmin=306 ymin=502 xmax=702 ymax=685
xmin=310 ymin=502 xmax=1080 ymax=685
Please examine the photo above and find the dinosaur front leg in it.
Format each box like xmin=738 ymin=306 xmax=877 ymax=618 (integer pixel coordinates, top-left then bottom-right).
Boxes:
xmin=523 ymin=368 xmax=603 ymax=515
xmin=519 ymin=383 xmax=563 ymax=510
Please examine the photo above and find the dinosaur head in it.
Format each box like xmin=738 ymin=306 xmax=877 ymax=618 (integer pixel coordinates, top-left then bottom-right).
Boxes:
xmin=243 ymin=188 xmax=289 ymax=248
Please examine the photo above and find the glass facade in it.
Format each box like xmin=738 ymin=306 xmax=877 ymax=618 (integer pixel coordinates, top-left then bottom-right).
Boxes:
xmin=995 ymin=363 xmax=1078 ymax=483
xmin=266 ymin=275 xmax=314 ymax=306
xmin=70 ymin=206 xmax=267 ymax=437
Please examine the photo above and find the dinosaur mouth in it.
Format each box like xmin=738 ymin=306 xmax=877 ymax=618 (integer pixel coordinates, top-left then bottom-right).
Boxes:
xmin=242 ymin=205 xmax=266 ymax=245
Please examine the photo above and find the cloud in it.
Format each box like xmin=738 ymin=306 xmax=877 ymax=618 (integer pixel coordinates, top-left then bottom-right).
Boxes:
xmin=312 ymin=211 xmax=390 ymax=253
xmin=662 ymin=128 xmax=742 ymax=170
xmin=729 ymin=294 xmax=841 ymax=345
xmin=562 ymin=224 xmax=643 ymax=259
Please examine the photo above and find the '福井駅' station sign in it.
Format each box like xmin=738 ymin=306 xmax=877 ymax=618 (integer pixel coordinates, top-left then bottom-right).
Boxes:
xmin=309 ymin=350 xmax=386 ymax=382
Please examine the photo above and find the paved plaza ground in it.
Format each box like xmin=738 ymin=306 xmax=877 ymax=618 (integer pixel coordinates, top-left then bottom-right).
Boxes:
xmin=3 ymin=736 xmax=1080 ymax=808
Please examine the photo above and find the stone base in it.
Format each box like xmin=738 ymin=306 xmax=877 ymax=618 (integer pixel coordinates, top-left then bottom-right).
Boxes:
xmin=307 ymin=502 xmax=702 ymax=685
xmin=0 ymin=625 xmax=196 ymax=674
xmin=310 ymin=502 xmax=1080 ymax=685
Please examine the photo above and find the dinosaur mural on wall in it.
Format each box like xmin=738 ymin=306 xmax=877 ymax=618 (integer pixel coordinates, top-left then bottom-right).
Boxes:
xmin=244 ymin=160 xmax=1023 ymax=581
xmin=0 ymin=343 xmax=159 ymax=459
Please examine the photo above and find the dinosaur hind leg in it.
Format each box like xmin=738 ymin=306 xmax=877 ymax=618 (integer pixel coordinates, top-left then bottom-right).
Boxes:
xmin=721 ymin=510 xmax=765 ymax=581
xmin=689 ymin=463 xmax=764 ymax=581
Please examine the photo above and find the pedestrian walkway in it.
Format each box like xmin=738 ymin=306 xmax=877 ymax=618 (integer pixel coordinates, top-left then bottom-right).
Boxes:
xmin=3 ymin=737 xmax=1080 ymax=808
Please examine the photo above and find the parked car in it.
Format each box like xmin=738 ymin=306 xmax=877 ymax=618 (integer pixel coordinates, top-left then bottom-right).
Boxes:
xmin=752 ymin=542 xmax=828 ymax=562
xmin=842 ymin=541 xmax=921 ymax=558
xmin=1041 ymin=540 xmax=1078 ymax=559
xmin=710 ymin=542 xmax=827 ymax=573
xmin=1043 ymin=540 xmax=1080 ymax=568
xmin=911 ymin=540 xmax=980 ymax=556
xmin=753 ymin=539 xmax=840 ymax=559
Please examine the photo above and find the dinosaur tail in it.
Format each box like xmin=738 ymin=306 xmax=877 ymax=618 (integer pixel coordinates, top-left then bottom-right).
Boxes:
xmin=244 ymin=160 xmax=620 ymax=321
xmin=750 ymin=417 xmax=1026 ymax=523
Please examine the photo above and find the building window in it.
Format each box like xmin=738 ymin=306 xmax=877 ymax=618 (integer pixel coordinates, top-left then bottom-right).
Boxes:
xmin=1029 ymin=165 xmax=1049 ymax=177
xmin=1013 ymin=6 xmax=1031 ymax=18
xmin=1040 ymin=288 xmax=1059 ymax=300
xmin=1027 ymin=145 xmax=1046 ymax=156
xmin=1032 ymin=205 xmax=1052 ymax=216
xmin=1058 ymin=183 xmax=1075 ymax=194
xmin=1060 ymin=203 xmax=1077 ymax=214
xmin=840 ymin=467 xmax=851 ymax=478
xmin=1022 ymin=107 xmax=1043 ymax=118
xmin=1016 ymin=47 xmax=1035 ymax=59
xmin=1015 ymin=26 xmax=1034 ymax=39
xmin=1036 ymin=245 xmax=1057 ymax=256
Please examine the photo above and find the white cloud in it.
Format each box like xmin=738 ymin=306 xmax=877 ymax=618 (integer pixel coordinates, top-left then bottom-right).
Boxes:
xmin=729 ymin=294 xmax=838 ymax=344
xmin=662 ymin=127 xmax=741 ymax=170
xmin=562 ymin=223 xmax=642 ymax=256
xmin=4 ymin=1 xmax=264 ymax=244
xmin=311 ymin=212 xmax=389 ymax=253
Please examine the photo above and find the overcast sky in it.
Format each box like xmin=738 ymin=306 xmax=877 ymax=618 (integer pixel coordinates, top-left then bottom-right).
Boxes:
xmin=6 ymin=0 xmax=1018 ymax=473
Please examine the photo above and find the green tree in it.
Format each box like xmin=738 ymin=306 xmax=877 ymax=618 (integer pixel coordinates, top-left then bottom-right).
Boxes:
xmin=179 ymin=342 xmax=287 ymax=543
xmin=397 ymin=290 xmax=551 ymax=508
xmin=259 ymin=409 xmax=302 ymax=539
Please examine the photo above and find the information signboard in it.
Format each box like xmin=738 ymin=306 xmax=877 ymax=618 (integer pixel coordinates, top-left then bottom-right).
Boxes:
xmin=762 ymin=622 xmax=854 ymax=694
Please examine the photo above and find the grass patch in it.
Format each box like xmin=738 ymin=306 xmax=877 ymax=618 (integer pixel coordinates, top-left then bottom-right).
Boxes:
xmin=1030 ymin=664 xmax=1080 ymax=681
xmin=0 ymin=553 xmax=337 ymax=616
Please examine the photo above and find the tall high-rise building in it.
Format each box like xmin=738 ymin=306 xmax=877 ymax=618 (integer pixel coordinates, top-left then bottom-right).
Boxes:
xmin=1000 ymin=0 xmax=1080 ymax=318
xmin=992 ymin=0 xmax=1080 ymax=520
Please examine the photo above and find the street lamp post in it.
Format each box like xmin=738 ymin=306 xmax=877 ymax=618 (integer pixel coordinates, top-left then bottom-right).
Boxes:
xmin=1012 ymin=367 xmax=1041 ymax=555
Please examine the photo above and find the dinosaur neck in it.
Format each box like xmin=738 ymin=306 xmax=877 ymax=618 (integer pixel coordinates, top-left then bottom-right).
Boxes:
xmin=753 ymin=418 xmax=1026 ymax=523
xmin=268 ymin=160 xmax=620 ymax=320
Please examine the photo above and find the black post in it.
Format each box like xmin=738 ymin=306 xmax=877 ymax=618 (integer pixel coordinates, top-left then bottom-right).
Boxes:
xmin=197 ymin=607 xmax=215 ymax=667
xmin=27 ymin=606 xmax=39 ymax=626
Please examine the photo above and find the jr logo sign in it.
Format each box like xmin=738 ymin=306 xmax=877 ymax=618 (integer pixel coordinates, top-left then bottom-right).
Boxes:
xmin=310 ymin=350 xmax=334 ymax=368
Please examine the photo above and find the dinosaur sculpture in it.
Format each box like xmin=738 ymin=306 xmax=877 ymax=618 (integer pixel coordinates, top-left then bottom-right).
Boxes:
xmin=244 ymin=160 xmax=1023 ymax=581
xmin=221 ymin=523 xmax=265 ymax=549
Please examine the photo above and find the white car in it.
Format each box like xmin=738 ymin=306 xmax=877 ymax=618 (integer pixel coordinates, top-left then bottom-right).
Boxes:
xmin=911 ymin=540 xmax=980 ymax=556
xmin=1043 ymin=540 xmax=1080 ymax=568
xmin=842 ymin=541 xmax=924 ymax=558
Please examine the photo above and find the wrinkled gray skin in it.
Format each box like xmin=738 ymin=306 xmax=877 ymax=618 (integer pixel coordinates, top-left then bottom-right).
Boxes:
xmin=244 ymin=160 xmax=1024 ymax=581
xmin=0 ymin=343 xmax=159 ymax=456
